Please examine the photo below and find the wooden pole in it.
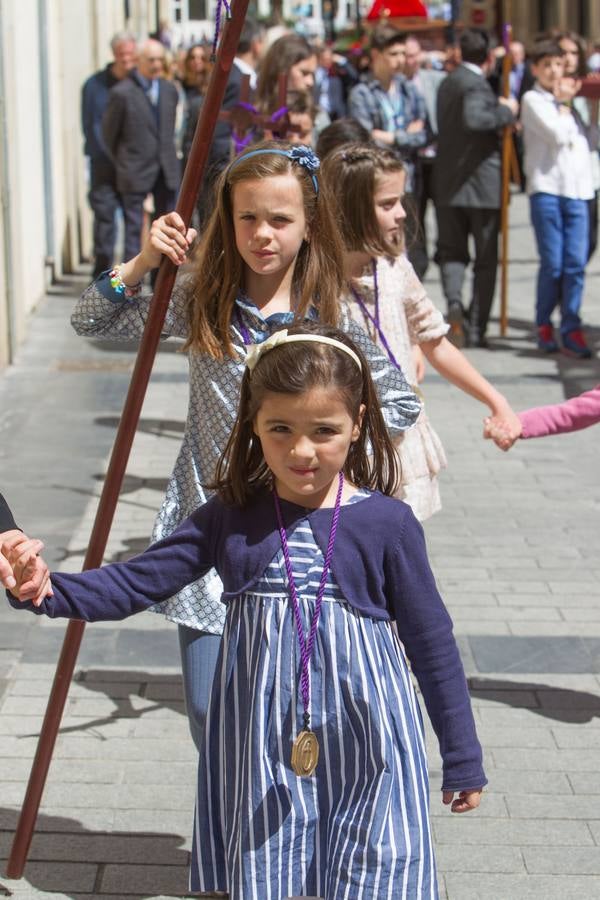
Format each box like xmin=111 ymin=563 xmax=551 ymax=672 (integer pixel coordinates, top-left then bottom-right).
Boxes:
xmin=499 ymin=2 xmax=513 ymax=337
xmin=6 ymin=0 xmax=250 ymax=878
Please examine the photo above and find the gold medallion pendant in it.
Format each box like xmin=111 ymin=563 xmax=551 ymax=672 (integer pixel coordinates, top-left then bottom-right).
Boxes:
xmin=291 ymin=730 xmax=320 ymax=777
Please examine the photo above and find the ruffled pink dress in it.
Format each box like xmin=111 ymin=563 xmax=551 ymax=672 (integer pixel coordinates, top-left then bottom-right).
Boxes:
xmin=345 ymin=254 xmax=448 ymax=520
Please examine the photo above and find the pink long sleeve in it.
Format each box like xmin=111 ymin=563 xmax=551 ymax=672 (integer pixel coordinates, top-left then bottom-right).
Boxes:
xmin=518 ymin=385 xmax=600 ymax=439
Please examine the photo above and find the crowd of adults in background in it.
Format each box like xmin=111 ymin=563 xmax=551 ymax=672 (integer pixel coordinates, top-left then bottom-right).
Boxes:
xmin=81 ymin=18 xmax=600 ymax=359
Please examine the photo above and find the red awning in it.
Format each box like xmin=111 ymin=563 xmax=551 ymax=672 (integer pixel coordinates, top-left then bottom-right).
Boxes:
xmin=366 ymin=0 xmax=428 ymax=20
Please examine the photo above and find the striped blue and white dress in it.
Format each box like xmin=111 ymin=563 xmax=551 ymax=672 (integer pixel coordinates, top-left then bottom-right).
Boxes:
xmin=191 ymin=492 xmax=438 ymax=900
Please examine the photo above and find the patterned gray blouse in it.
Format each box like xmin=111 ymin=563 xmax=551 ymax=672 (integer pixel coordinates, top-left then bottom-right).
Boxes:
xmin=72 ymin=272 xmax=421 ymax=634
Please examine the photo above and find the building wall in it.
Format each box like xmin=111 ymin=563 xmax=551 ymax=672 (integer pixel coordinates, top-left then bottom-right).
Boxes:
xmin=0 ymin=0 xmax=153 ymax=370
xmin=0 ymin=0 xmax=48 ymax=356
xmin=508 ymin=0 xmax=599 ymax=45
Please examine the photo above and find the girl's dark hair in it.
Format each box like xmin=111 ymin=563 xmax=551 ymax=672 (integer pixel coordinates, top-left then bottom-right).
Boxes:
xmin=316 ymin=118 xmax=372 ymax=160
xmin=184 ymin=140 xmax=345 ymax=359
xmin=556 ymin=30 xmax=587 ymax=78
xmin=183 ymin=44 xmax=210 ymax=93
xmin=256 ymin=34 xmax=316 ymax=113
xmin=211 ymin=322 xmax=400 ymax=506
xmin=321 ymin=143 xmax=406 ymax=257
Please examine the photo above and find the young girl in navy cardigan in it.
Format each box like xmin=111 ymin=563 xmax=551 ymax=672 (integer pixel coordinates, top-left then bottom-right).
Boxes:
xmin=8 ymin=324 xmax=485 ymax=900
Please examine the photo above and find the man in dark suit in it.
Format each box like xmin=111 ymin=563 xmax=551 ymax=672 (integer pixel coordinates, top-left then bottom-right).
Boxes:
xmin=102 ymin=39 xmax=180 ymax=260
xmin=434 ymin=29 xmax=518 ymax=347
xmin=81 ymin=31 xmax=136 ymax=277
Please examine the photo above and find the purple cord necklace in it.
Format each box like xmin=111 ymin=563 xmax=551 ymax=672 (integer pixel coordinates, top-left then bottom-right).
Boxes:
xmin=350 ymin=259 xmax=401 ymax=370
xmin=273 ymin=470 xmax=344 ymax=777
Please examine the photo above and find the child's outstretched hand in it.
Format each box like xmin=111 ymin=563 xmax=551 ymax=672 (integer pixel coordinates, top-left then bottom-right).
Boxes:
xmin=443 ymin=788 xmax=482 ymax=814
xmin=483 ymin=415 xmax=522 ymax=451
xmin=0 ymin=531 xmax=53 ymax=606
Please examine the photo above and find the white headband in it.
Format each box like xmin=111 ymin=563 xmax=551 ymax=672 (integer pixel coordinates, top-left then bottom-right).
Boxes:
xmin=245 ymin=330 xmax=362 ymax=373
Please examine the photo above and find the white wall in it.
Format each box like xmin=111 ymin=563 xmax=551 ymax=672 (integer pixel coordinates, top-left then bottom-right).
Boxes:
xmin=1 ymin=0 xmax=47 ymax=352
xmin=0 ymin=0 xmax=132 ymax=368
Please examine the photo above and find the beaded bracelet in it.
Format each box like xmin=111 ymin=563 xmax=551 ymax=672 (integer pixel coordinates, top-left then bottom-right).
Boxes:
xmin=108 ymin=265 xmax=142 ymax=298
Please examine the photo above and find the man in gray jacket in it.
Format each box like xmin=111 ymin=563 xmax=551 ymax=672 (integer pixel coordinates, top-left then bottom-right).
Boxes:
xmin=103 ymin=39 xmax=180 ymax=261
xmin=434 ymin=29 xmax=517 ymax=347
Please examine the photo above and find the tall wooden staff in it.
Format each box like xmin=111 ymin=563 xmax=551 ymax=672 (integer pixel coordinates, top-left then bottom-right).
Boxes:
xmin=499 ymin=1 xmax=513 ymax=336
xmin=6 ymin=0 xmax=250 ymax=878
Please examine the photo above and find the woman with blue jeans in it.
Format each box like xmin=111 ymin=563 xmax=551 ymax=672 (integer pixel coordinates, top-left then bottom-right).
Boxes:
xmin=521 ymin=39 xmax=597 ymax=359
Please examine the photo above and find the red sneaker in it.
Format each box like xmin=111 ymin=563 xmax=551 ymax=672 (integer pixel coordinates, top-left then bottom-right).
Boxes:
xmin=562 ymin=329 xmax=592 ymax=359
xmin=537 ymin=324 xmax=558 ymax=353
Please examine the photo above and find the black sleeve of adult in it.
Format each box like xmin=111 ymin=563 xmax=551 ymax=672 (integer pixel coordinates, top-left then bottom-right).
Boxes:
xmin=0 ymin=494 xmax=18 ymax=531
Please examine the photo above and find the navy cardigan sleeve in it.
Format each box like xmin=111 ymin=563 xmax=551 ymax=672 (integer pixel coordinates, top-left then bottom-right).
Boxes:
xmin=387 ymin=508 xmax=486 ymax=793
xmin=7 ymin=499 xmax=220 ymax=621
xmin=0 ymin=494 xmax=18 ymax=532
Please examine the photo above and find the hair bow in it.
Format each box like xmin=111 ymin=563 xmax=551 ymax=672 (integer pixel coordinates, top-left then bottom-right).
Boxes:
xmin=288 ymin=145 xmax=320 ymax=175
xmin=245 ymin=330 xmax=290 ymax=372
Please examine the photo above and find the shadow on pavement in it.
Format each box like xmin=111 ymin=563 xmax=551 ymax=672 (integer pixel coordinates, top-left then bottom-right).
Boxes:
xmin=94 ymin=416 xmax=185 ymax=439
xmin=0 ymin=806 xmax=191 ymax=899
xmin=17 ymin=671 xmax=185 ymax=741
xmin=469 ymin=676 xmax=600 ymax=724
xmin=19 ymin=666 xmax=600 ymax=739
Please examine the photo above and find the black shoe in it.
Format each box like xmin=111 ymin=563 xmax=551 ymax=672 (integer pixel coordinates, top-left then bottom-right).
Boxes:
xmin=468 ymin=329 xmax=489 ymax=349
xmin=447 ymin=302 xmax=466 ymax=348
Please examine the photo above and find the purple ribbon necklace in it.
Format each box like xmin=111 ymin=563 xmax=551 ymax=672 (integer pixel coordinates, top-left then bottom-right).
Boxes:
xmin=350 ymin=259 xmax=401 ymax=370
xmin=272 ymin=470 xmax=344 ymax=777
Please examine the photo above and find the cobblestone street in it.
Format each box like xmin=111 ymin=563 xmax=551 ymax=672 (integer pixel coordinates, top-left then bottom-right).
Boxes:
xmin=1 ymin=193 xmax=600 ymax=899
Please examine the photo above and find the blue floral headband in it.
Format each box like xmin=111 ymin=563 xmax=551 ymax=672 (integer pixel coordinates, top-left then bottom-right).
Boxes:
xmin=228 ymin=145 xmax=320 ymax=194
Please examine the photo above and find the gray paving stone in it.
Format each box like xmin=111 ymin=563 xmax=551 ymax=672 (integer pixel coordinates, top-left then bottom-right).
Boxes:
xmin=506 ymin=794 xmax=600 ymax=820
xmin=1 ymin=831 xmax=189 ymax=865
xmin=0 ymin=756 xmax=125 ymax=784
xmin=453 ymin=605 xmax=563 ymax=622
xmin=122 ymin=760 xmax=196 ymax=785
xmin=496 ymin=591 xmax=600 ymax=607
xmin=568 ymin=773 xmax=600 ymax=795
xmin=435 ymin=843 xmax=525 ymax=873
xmin=523 ymin=847 xmax=600 ymax=874
xmin=433 ymin=817 xmax=595 ymax=847
xmin=467 ymin=635 xmax=600 ymax=674
xmin=112 ymin=809 xmax=194 ymax=834
xmin=0 ymin=805 xmax=116 ymax=833
xmin=492 ymin=748 xmax=600 ymax=772
xmin=100 ymin=863 xmax=190 ymax=895
xmin=0 ymin=861 xmax=97 ymax=893
xmin=510 ymin=622 xmax=600 ymax=637
xmin=474 ymin=725 xmax=556 ymax=749
xmin=35 ymin=782 xmax=193 ymax=811
xmin=552 ymin=727 xmax=600 ymax=749
xmin=444 ymin=873 xmax=600 ymax=899
xmin=482 ymin=768 xmax=573 ymax=795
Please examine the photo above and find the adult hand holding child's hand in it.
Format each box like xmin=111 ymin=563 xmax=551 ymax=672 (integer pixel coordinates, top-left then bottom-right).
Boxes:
xmin=0 ymin=530 xmax=52 ymax=606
